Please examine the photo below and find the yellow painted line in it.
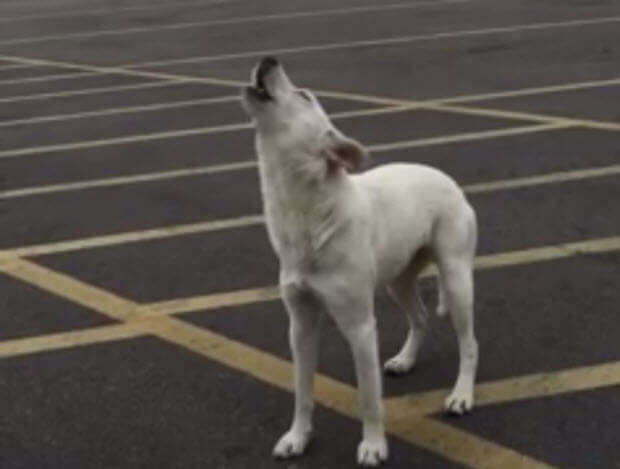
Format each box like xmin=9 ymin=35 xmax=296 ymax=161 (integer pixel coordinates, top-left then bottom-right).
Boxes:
xmin=0 ymin=95 xmax=239 ymax=128
xmin=329 ymin=104 xmax=416 ymax=118
xmin=1 ymin=52 xmax=619 ymax=138
xmin=390 ymin=417 xmax=556 ymax=469
xmin=385 ymin=360 xmax=620 ymax=416
xmin=297 ymin=84 xmax=620 ymax=134
xmin=0 ymin=70 xmax=99 ymax=86
xmin=0 ymin=257 xmax=552 ymax=467
xmin=313 ymin=84 xmax=620 ymax=133
xmin=0 ymin=105 xmax=537 ymax=160
xmin=434 ymin=103 xmax=620 ymax=132
xmin=0 ymin=80 xmax=180 ymax=105
xmin=0 ymin=258 xmax=141 ymax=321
xmin=0 ymin=0 xmax=230 ymax=23
xmin=474 ymin=236 xmax=620 ymax=271
xmin=439 ymin=77 xmax=620 ymax=104
xmin=304 ymin=80 xmax=620 ymax=131
xmin=0 ymin=256 xmax=358 ymax=420
xmin=0 ymin=1 xmax=470 ymax=46
xmin=0 ymin=214 xmax=265 ymax=259
xmin=0 ymin=51 xmax=598 ymax=149
xmin=367 ymin=122 xmax=571 ymax=152
xmin=144 ymin=234 xmax=620 ymax=315
xmin=4 ymin=164 xmax=620 ymax=261
xmin=314 ymin=89 xmax=403 ymax=106
xmin=462 ymin=164 xmax=620 ymax=194
xmin=129 ymin=16 xmax=620 ymax=68
xmin=0 ymin=324 xmax=145 ymax=359
xmin=475 ymin=361 xmax=620 ymax=407
xmin=142 ymin=286 xmax=281 ymax=317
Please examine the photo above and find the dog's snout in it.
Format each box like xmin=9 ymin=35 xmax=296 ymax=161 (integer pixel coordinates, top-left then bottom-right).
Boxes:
xmin=260 ymin=56 xmax=279 ymax=70
xmin=257 ymin=56 xmax=279 ymax=83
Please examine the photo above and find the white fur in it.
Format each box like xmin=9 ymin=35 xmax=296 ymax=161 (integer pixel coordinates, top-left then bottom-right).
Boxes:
xmin=242 ymin=59 xmax=479 ymax=466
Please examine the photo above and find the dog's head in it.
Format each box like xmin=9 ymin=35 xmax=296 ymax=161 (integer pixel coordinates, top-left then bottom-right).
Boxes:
xmin=241 ymin=57 xmax=369 ymax=173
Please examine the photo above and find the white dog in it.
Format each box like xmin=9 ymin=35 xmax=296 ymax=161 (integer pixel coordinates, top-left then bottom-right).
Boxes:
xmin=241 ymin=57 xmax=478 ymax=467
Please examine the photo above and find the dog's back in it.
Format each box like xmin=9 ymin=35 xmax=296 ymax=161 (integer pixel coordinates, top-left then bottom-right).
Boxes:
xmin=353 ymin=162 xmax=475 ymax=286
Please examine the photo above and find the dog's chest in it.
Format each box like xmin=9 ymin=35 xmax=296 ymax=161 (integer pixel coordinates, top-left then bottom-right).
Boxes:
xmin=262 ymin=183 xmax=352 ymax=276
xmin=265 ymin=201 xmax=333 ymax=267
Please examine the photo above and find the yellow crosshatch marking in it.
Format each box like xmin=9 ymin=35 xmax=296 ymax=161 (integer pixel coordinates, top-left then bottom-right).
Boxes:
xmin=1 ymin=234 xmax=619 ymax=467
xmin=0 ymin=50 xmax=619 ymax=467
xmin=1 ymin=52 xmax=620 ymax=135
xmin=0 ymin=257 xmax=555 ymax=468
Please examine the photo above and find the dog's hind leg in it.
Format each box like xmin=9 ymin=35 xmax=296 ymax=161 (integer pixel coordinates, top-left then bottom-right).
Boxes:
xmin=384 ymin=250 xmax=430 ymax=375
xmin=435 ymin=209 xmax=478 ymax=415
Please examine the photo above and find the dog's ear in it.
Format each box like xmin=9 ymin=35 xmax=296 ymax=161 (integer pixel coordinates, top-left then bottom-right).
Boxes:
xmin=323 ymin=129 xmax=370 ymax=173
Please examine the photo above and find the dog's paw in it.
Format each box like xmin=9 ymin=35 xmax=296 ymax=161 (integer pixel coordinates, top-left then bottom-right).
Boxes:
xmin=444 ymin=388 xmax=474 ymax=416
xmin=273 ymin=429 xmax=312 ymax=459
xmin=357 ymin=437 xmax=388 ymax=467
xmin=383 ymin=355 xmax=415 ymax=375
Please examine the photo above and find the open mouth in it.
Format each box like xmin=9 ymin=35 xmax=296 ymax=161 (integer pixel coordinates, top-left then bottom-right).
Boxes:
xmin=246 ymin=56 xmax=279 ymax=102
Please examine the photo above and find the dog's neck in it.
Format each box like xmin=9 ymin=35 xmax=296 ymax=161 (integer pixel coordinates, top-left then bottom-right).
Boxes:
xmin=256 ymin=141 xmax=353 ymax=267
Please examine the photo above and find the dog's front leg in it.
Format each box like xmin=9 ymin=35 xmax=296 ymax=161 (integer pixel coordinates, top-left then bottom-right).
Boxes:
xmin=338 ymin=311 xmax=388 ymax=467
xmin=273 ymin=283 xmax=322 ymax=459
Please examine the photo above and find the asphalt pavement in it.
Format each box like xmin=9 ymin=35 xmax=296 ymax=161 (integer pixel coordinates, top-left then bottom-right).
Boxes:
xmin=0 ymin=1 xmax=619 ymax=468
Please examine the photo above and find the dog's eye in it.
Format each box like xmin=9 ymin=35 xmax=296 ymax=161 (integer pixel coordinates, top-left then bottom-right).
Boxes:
xmin=297 ymin=90 xmax=312 ymax=102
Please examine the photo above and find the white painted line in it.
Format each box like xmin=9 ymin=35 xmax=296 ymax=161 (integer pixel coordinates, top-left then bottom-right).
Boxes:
xmin=0 ymin=0 xmax=230 ymax=23
xmin=0 ymin=80 xmax=180 ymax=105
xmin=0 ymin=215 xmax=266 ymax=259
xmin=0 ymin=70 xmax=97 ymax=86
xmin=0 ymin=0 xmax=470 ymax=46
xmin=128 ymin=15 xmax=620 ymax=68
xmin=0 ymin=161 xmax=259 ymax=199
xmin=0 ymin=63 xmax=38 ymax=71
xmin=13 ymin=162 xmax=620 ymax=260
xmin=0 ymin=119 xmax=562 ymax=161
xmin=0 ymin=122 xmax=253 ymax=160
xmin=5 ymin=149 xmax=616 ymax=203
xmin=0 ymin=95 xmax=239 ymax=128
xmin=0 ymin=102 xmax=403 ymax=130
xmin=0 ymin=105 xmax=409 ymax=159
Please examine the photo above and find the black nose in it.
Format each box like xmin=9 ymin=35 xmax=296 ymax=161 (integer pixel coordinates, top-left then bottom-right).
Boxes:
xmin=260 ymin=56 xmax=279 ymax=69
xmin=257 ymin=56 xmax=279 ymax=81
